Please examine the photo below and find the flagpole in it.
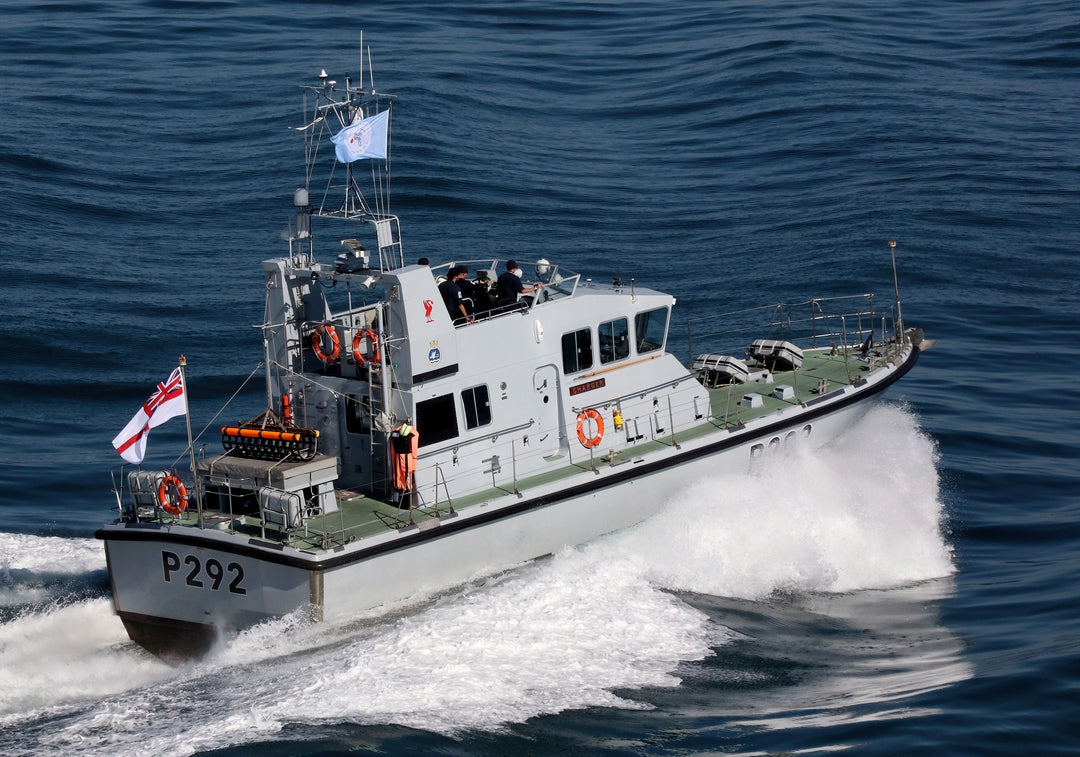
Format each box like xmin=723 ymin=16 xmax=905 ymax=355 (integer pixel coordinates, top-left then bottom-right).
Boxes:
xmin=889 ymin=240 xmax=905 ymax=344
xmin=178 ymin=354 xmax=204 ymax=527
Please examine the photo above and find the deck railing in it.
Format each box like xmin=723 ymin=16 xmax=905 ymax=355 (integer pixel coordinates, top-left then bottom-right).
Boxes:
xmin=684 ymin=294 xmax=889 ymax=366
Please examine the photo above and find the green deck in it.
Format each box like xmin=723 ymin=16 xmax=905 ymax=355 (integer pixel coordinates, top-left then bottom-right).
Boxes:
xmin=159 ymin=345 xmax=894 ymax=552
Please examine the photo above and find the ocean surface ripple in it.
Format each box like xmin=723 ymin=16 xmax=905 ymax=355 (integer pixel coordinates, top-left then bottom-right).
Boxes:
xmin=1 ymin=1 xmax=1077 ymax=755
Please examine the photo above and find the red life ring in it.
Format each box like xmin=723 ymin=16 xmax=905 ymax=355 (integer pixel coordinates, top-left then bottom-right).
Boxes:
xmin=311 ymin=324 xmax=340 ymax=363
xmin=158 ymin=475 xmax=189 ymax=515
xmin=576 ymin=408 xmax=605 ymax=448
xmin=352 ymin=328 xmax=380 ymax=365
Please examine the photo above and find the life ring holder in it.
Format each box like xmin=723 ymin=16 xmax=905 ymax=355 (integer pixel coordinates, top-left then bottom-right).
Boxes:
xmin=311 ymin=324 xmax=341 ymax=363
xmin=352 ymin=328 xmax=380 ymax=365
xmin=157 ymin=475 xmax=189 ymax=516
xmin=576 ymin=408 xmax=605 ymax=448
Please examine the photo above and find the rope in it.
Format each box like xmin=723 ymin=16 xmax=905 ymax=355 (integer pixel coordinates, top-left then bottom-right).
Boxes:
xmin=169 ymin=362 xmax=264 ymax=470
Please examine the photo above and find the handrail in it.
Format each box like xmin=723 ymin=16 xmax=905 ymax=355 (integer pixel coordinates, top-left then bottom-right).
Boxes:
xmin=571 ymin=372 xmax=691 ymax=415
xmin=430 ymin=463 xmax=456 ymax=513
xmin=685 ymin=294 xmax=879 ymax=363
xmin=419 ymin=418 xmax=536 ymax=459
xmin=577 ymin=353 xmax=663 ymax=380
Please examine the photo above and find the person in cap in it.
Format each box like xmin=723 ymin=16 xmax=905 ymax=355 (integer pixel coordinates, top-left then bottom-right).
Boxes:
xmin=439 ymin=266 xmax=474 ymax=324
xmin=495 ymin=259 xmax=542 ymax=310
xmin=455 ymin=264 xmax=476 ymax=317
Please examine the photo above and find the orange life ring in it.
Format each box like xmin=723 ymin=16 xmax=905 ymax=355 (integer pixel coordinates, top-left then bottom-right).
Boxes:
xmin=311 ymin=324 xmax=340 ymax=363
xmin=157 ymin=475 xmax=189 ymax=515
xmin=576 ymin=408 xmax=605 ymax=448
xmin=352 ymin=328 xmax=379 ymax=365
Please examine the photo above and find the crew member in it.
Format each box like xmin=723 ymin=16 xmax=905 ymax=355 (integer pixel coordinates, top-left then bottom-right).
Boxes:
xmin=439 ymin=267 xmax=473 ymax=324
xmin=495 ymin=259 xmax=542 ymax=310
xmin=455 ymin=264 xmax=476 ymax=317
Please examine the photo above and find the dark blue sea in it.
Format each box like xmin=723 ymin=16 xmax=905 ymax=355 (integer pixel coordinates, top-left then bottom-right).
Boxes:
xmin=2 ymin=1 xmax=1078 ymax=754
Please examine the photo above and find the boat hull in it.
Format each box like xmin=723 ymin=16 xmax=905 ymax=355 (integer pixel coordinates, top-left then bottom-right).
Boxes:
xmin=99 ymin=382 xmax=890 ymax=659
xmin=102 ymin=533 xmax=315 ymax=659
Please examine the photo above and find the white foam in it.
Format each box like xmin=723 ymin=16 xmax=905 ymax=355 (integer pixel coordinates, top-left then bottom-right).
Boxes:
xmin=1 ymin=403 xmax=954 ymax=755
xmin=618 ymin=402 xmax=953 ymax=599
xmin=0 ymin=599 xmax=171 ymax=719
xmin=27 ymin=549 xmax=718 ymax=756
xmin=262 ymin=547 xmax=718 ymax=734
xmin=0 ymin=534 xmax=105 ymax=575
xmin=0 ymin=534 xmax=107 ymax=607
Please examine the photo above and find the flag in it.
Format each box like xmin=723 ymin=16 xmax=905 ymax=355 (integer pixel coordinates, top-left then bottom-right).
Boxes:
xmin=112 ymin=367 xmax=186 ymax=464
xmin=331 ymin=109 xmax=389 ymax=163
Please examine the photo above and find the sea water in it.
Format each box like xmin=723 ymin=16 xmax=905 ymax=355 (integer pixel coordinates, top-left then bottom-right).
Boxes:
xmin=1 ymin=1 xmax=1077 ymax=755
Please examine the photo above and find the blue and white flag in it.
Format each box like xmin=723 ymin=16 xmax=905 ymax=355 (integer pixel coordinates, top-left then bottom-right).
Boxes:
xmin=331 ymin=110 xmax=389 ymax=163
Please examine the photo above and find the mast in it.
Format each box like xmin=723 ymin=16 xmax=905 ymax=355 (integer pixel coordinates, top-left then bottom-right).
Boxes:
xmin=889 ymin=240 xmax=905 ymax=342
xmin=298 ymin=43 xmax=404 ymax=271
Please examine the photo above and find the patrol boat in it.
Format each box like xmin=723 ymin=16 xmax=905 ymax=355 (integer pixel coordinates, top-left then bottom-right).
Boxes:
xmin=96 ymin=50 xmax=932 ymax=661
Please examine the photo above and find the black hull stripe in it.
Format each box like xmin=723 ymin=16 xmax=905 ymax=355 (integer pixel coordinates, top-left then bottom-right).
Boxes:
xmin=412 ymin=363 xmax=459 ymax=384
xmin=97 ymin=349 xmax=920 ymax=571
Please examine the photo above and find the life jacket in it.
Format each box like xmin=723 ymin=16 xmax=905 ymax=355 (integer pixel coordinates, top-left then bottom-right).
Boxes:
xmin=390 ymin=423 xmax=419 ymax=491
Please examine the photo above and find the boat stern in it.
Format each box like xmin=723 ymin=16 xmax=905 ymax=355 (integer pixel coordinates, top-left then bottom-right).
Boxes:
xmin=98 ymin=524 xmax=320 ymax=661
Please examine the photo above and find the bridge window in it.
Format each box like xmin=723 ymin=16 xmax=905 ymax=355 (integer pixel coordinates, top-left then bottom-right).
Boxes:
xmin=562 ymin=328 xmax=593 ymax=374
xmin=598 ymin=317 xmax=630 ymax=365
xmin=635 ymin=306 xmax=668 ymax=354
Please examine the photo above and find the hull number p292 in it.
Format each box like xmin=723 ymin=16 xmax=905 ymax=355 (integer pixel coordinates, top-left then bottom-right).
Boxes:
xmin=162 ymin=551 xmax=247 ymax=595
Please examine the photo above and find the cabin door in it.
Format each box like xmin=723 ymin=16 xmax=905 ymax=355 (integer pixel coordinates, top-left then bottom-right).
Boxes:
xmin=532 ymin=365 xmax=564 ymax=458
xmin=339 ymin=392 xmax=376 ymax=494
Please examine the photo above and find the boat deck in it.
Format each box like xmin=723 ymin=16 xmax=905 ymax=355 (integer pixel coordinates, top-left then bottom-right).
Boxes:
xmin=703 ymin=346 xmax=877 ymax=429
xmin=156 ymin=344 xmax=895 ymax=552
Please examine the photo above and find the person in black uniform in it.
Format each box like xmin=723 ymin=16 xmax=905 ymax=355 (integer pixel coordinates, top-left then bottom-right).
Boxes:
xmin=439 ymin=267 xmax=466 ymax=321
xmin=439 ymin=267 xmax=474 ymax=324
xmin=495 ymin=259 xmax=542 ymax=310
xmin=455 ymin=264 xmax=475 ymax=316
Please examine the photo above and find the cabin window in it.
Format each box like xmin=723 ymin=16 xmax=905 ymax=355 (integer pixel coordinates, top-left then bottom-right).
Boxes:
xmin=344 ymin=394 xmax=372 ymax=434
xmin=415 ymin=394 xmax=458 ymax=447
xmin=562 ymin=328 xmax=593 ymax=374
xmin=634 ymin=306 xmax=668 ymax=354
xmin=598 ymin=317 xmax=630 ymax=365
xmin=461 ymin=385 xmax=492 ymax=430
